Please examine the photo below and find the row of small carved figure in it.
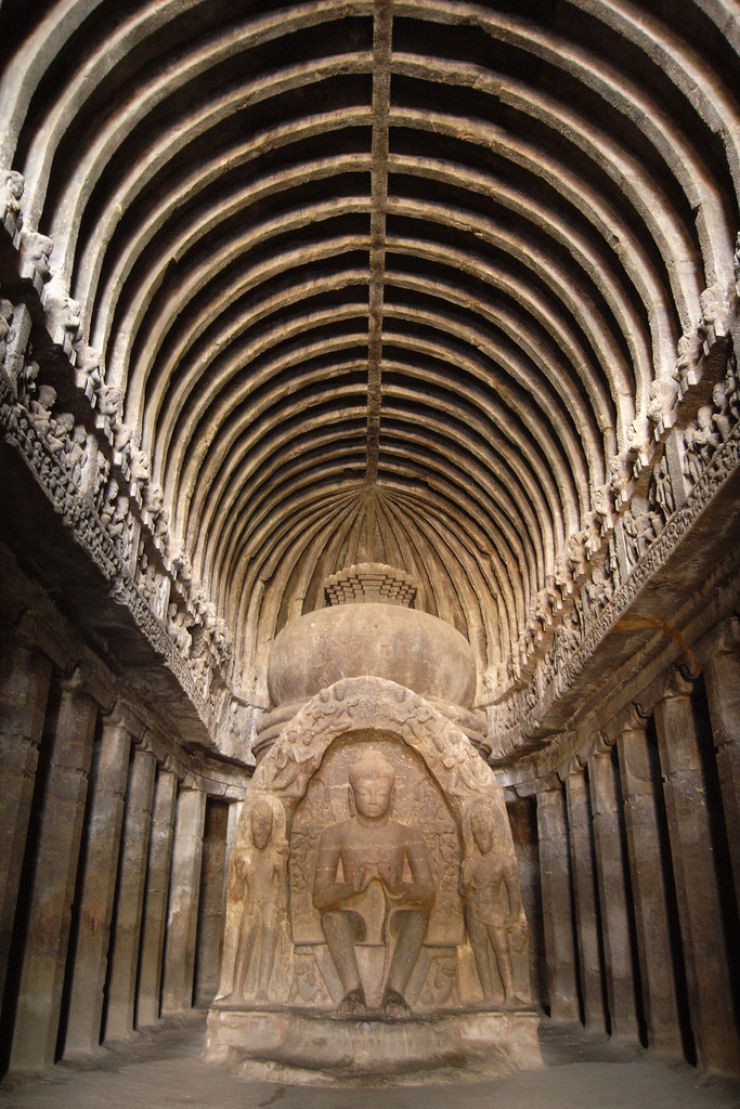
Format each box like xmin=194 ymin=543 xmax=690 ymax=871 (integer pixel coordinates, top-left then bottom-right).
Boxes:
xmin=514 ymin=349 xmax=739 ymax=677
xmin=0 ymin=356 xmax=233 ymax=684
xmin=682 ymin=359 xmax=740 ymax=488
xmin=0 ymin=173 xmax=210 ymax=631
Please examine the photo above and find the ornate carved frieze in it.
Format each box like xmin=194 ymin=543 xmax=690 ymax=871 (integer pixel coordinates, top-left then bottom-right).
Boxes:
xmin=490 ymin=399 xmax=740 ymax=760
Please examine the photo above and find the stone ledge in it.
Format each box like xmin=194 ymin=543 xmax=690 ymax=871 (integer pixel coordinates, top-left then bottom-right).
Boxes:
xmin=203 ymin=1006 xmax=543 ymax=1085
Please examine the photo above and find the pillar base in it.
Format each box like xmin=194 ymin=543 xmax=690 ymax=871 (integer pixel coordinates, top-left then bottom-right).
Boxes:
xmin=204 ymin=1004 xmax=543 ymax=1085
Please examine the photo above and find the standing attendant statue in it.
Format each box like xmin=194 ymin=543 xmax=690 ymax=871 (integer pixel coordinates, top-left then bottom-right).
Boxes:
xmin=312 ymin=749 xmax=435 ymax=1018
xmin=460 ymin=798 xmax=524 ymax=1006
xmin=227 ymin=797 xmax=287 ymax=1003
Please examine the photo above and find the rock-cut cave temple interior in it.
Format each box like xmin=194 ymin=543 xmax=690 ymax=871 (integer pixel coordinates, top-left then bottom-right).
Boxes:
xmin=1 ymin=0 xmax=740 ymax=1096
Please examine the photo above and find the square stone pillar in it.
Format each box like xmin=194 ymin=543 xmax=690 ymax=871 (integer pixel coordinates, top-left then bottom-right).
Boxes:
xmin=194 ymin=800 xmax=229 ymax=1005
xmin=535 ymin=784 xmax=579 ymax=1020
xmin=565 ymin=765 xmax=607 ymax=1033
xmin=104 ymin=747 xmax=157 ymax=1041
xmin=702 ymin=618 xmax=740 ymax=921
xmin=161 ymin=787 xmax=206 ymax=1014
xmin=616 ymin=710 xmax=682 ymax=1055
xmin=9 ymin=673 xmax=98 ymax=1072
xmin=0 ymin=642 xmax=52 ymax=1003
xmin=588 ymin=745 xmax=639 ymax=1041
xmin=654 ymin=671 xmax=740 ymax=1075
xmin=136 ymin=769 xmax=178 ymax=1027
xmin=63 ymin=711 xmax=131 ymax=1056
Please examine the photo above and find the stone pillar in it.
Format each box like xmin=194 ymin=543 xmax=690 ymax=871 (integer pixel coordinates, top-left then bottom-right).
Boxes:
xmin=616 ymin=710 xmax=682 ymax=1054
xmin=160 ymin=787 xmax=206 ymax=1014
xmin=535 ymin=784 xmax=579 ymax=1020
xmin=588 ymin=744 xmax=639 ymax=1041
xmin=565 ymin=764 xmax=607 ymax=1033
xmin=9 ymin=673 xmax=98 ymax=1072
xmin=136 ymin=769 xmax=178 ymax=1027
xmin=194 ymin=801 xmax=230 ymax=1004
xmin=63 ymin=712 xmax=131 ymax=1056
xmin=104 ymin=747 xmax=157 ymax=1041
xmin=0 ymin=642 xmax=52 ymax=1002
xmin=654 ymin=671 xmax=740 ymax=1074
xmin=702 ymin=618 xmax=740 ymax=920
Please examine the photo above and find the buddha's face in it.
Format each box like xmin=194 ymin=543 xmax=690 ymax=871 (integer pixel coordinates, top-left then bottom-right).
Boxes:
xmin=251 ymin=804 xmax=273 ymax=848
xmin=351 ymin=774 xmax=393 ymax=819
xmin=470 ymin=807 xmax=494 ymax=854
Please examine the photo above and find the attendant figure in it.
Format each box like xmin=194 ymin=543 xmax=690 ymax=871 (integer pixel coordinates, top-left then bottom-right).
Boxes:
xmin=228 ymin=797 xmax=286 ymax=1002
xmin=460 ymin=798 xmax=523 ymax=1005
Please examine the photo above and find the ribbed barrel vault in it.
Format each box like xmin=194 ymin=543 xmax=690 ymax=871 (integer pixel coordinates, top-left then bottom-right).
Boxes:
xmin=1 ymin=0 xmax=738 ymax=701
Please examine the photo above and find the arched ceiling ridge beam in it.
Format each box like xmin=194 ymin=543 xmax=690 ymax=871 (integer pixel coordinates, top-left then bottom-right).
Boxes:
xmin=393 ymin=6 xmax=736 ymax=283
xmin=205 ymin=399 xmax=539 ymax=606
xmin=383 ymin=231 xmax=614 ymax=438
xmin=379 ymin=351 xmax=570 ymax=553
xmin=383 ymin=268 xmax=604 ymax=480
xmin=172 ymin=338 xmax=370 ymax=538
xmin=187 ymin=351 xmax=554 ymax=579
xmin=165 ymin=296 xmax=582 ymax=545
xmin=45 ymin=50 xmax=374 ymax=276
xmin=388 ymin=485 xmax=521 ymax=648
xmin=208 ymin=399 xmax=541 ymax=608
xmin=151 ymin=211 xmax=612 ymax=482
xmin=387 ymin=104 xmax=687 ymax=348
xmin=158 ymin=227 xmax=627 ymax=511
xmin=372 ymin=420 xmax=536 ymax=592
xmin=0 ymin=0 xmax=107 ymax=167
xmin=566 ymin=0 xmax=740 ymax=200
xmin=376 ymin=447 xmax=527 ymax=630
xmin=154 ymin=275 xmax=371 ymax=478
xmin=84 ymin=110 xmax=372 ymax=336
xmin=381 ymin=302 xmax=591 ymax=514
xmin=386 ymin=61 xmax=705 ymax=330
xmin=171 ymin=333 xmax=371 ymax=534
xmin=18 ymin=2 xmax=372 ymax=226
xmin=385 ymin=491 xmax=506 ymax=672
xmin=138 ymin=246 xmax=371 ymax=459
xmin=187 ymin=388 xmax=368 ymax=571
xmin=372 ymin=401 xmax=551 ymax=582
xmin=122 ymin=198 xmax=371 ymax=417
xmin=384 ymin=201 xmax=633 ymax=440
xmin=388 ymin=152 xmax=651 ymax=415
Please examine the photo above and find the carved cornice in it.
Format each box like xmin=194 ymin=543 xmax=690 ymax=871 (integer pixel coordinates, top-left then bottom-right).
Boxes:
xmin=490 ymin=407 xmax=740 ymax=759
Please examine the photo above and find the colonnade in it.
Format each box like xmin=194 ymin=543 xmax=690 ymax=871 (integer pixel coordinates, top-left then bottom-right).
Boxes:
xmin=0 ymin=634 xmax=237 ymax=1075
xmin=534 ymin=617 xmax=740 ymax=1075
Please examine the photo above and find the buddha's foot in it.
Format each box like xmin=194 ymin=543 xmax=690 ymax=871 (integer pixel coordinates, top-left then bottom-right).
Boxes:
xmin=381 ymin=988 xmax=412 ymax=1019
xmin=337 ymin=987 xmax=367 ymax=1017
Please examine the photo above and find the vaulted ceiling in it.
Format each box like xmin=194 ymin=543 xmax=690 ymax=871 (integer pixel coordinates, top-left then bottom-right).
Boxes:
xmin=2 ymin=0 xmax=739 ymax=696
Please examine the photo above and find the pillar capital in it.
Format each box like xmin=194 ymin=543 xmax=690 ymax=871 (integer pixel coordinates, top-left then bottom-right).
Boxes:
xmin=60 ymin=665 xmax=116 ymax=714
xmin=657 ymin=666 xmax=694 ymax=703
xmin=591 ymin=729 xmax=616 ymax=757
xmin=700 ymin=614 xmax=740 ymax=661
xmin=101 ymin=700 xmax=146 ymax=741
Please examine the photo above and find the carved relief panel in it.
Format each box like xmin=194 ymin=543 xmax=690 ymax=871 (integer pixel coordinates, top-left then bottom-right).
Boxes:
xmin=215 ymin=677 xmax=531 ymax=1020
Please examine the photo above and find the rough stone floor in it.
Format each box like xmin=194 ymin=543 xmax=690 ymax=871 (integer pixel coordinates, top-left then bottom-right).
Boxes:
xmin=1 ymin=1013 xmax=739 ymax=1109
